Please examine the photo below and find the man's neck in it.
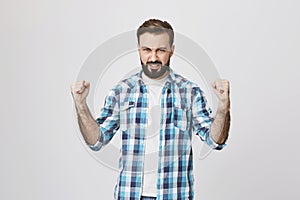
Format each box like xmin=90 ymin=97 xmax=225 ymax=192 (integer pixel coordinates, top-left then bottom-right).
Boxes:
xmin=142 ymin=71 xmax=168 ymax=84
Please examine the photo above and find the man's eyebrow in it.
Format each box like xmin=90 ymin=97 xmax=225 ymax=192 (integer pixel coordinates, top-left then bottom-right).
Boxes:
xmin=157 ymin=47 xmax=167 ymax=50
xmin=140 ymin=46 xmax=151 ymax=49
xmin=140 ymin=46 xmax=168 ymax=49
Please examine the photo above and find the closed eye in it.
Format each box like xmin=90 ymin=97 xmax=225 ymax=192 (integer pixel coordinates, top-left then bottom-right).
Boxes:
xmin=157 ymin=48 xmax=167 ymax=53
xmin=142 ymin=47 xmax=151 ymax=52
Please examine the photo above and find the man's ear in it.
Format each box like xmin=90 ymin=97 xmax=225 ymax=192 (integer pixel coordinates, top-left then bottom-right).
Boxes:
xmin=170 ymin=45 xmax=175 ymax=57
xmin=137 ymin=43 xmax=141 ymax=54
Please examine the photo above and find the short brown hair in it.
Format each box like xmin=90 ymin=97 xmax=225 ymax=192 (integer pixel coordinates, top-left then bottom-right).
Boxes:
xmin=137 ymin=19 xmax=174 ymax=46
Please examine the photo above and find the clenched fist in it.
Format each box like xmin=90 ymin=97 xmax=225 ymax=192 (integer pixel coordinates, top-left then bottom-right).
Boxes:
xmin=70 ymin=80 xmax=90 ymax=105
xmin=212 ymin=79 xmax=230 ymax=112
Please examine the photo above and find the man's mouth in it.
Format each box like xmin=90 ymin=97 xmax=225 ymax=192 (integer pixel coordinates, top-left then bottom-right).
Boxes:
xmin=147 ymin=62 xmax=162 ymax=70
xmin=141 ymin=60 xmax=170 ymax=79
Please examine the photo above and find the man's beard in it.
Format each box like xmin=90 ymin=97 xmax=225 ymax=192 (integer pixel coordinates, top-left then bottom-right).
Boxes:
xmin=141 ymin=59 xmax=170 ymax=79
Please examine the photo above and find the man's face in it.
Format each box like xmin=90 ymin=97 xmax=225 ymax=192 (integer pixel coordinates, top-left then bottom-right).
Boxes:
xmin=138 ymin=32 xmax=174 ymax=79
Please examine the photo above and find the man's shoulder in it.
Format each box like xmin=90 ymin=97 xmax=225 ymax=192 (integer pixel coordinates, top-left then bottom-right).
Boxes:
xmin=171 ymin=72 xmax=208 ymax=98
xmin=172 ymin=72 xmax=198 ymax=89
xmin=109 ymin=72 xmax=140 ymax=94
xmin=119 ymin=72 xmax=140 ymax=87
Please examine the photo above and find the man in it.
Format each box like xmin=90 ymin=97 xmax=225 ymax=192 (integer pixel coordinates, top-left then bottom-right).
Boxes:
xmin=71 ymin=19 xmax=230 ymax=200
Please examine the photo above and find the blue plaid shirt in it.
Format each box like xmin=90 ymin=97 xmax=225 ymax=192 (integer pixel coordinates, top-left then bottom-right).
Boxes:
xmin=90 ymin=70 xmax=226 ymax=200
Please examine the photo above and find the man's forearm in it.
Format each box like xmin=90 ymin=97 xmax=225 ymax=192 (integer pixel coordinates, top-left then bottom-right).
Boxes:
xmin=75 ymin=103 xmax=100 ymax=145
xmin=210 ymin=108 xmax=230 ymax=145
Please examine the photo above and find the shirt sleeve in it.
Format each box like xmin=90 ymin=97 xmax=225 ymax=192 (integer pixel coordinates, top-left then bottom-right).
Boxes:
xmin=88 ymin=88 xmax=120 ymax=151
xmin=191 ymin=87 xmax=226 ymax=150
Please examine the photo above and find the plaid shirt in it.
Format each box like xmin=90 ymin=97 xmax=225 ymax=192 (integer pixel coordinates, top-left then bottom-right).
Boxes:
xmin=90 ymin=70 xmax=226 ymax=200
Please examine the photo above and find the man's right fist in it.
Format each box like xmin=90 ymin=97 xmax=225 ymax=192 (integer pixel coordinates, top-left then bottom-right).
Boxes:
xmin=70 ymin=80 xmax=90 ymax=105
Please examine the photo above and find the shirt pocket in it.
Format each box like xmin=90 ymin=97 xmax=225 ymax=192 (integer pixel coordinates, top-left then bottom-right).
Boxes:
xmin=120 ymin=101 xmax=135 ymax=131
xmin=174 ymin=105 xmax=189 ymax=131
xmin=172 ymin=106 xmax=192 ymax=159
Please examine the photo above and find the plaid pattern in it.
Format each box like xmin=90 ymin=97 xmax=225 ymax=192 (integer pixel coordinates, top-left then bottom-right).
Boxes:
xmin=90 ymin=70 xmax=226 ymax=200
xmin=141 ymin=196 xmax=157 ymax=200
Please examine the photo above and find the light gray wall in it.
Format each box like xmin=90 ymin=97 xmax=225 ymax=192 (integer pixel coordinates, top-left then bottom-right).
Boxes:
xmin=1 ymin=0 xmax=299 ymax=199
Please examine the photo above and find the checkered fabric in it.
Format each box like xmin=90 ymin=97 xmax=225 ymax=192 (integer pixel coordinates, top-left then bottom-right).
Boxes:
xmin=89 ymin=69 xmax=226 ymax=200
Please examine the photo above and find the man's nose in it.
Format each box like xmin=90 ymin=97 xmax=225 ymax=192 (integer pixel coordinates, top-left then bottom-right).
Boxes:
xmin=149 ymin=50 xmax=158 ymax=62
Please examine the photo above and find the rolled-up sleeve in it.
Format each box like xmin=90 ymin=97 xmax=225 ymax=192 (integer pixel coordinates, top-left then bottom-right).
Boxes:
xmin=88 ymin=88 xmax=120 ymax=151
xmin=191 ymin=87 xmax=226 ymax=150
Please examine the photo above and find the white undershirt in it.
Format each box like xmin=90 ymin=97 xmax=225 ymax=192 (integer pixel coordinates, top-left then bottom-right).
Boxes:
xmin=141 ymin=73 xmax=167 ymax=197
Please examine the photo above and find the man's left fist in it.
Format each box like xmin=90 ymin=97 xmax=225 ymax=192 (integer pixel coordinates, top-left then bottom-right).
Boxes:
xmin=212 ymin=79 xmax=230 ymax=111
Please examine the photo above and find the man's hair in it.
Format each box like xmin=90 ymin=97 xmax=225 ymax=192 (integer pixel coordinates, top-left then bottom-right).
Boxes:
xmin=137 ymin=19 xmax=174 ymax=47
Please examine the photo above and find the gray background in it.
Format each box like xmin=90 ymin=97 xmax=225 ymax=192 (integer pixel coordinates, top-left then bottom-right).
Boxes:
xmin=1 ymin=0 xmax=299 ymax=199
